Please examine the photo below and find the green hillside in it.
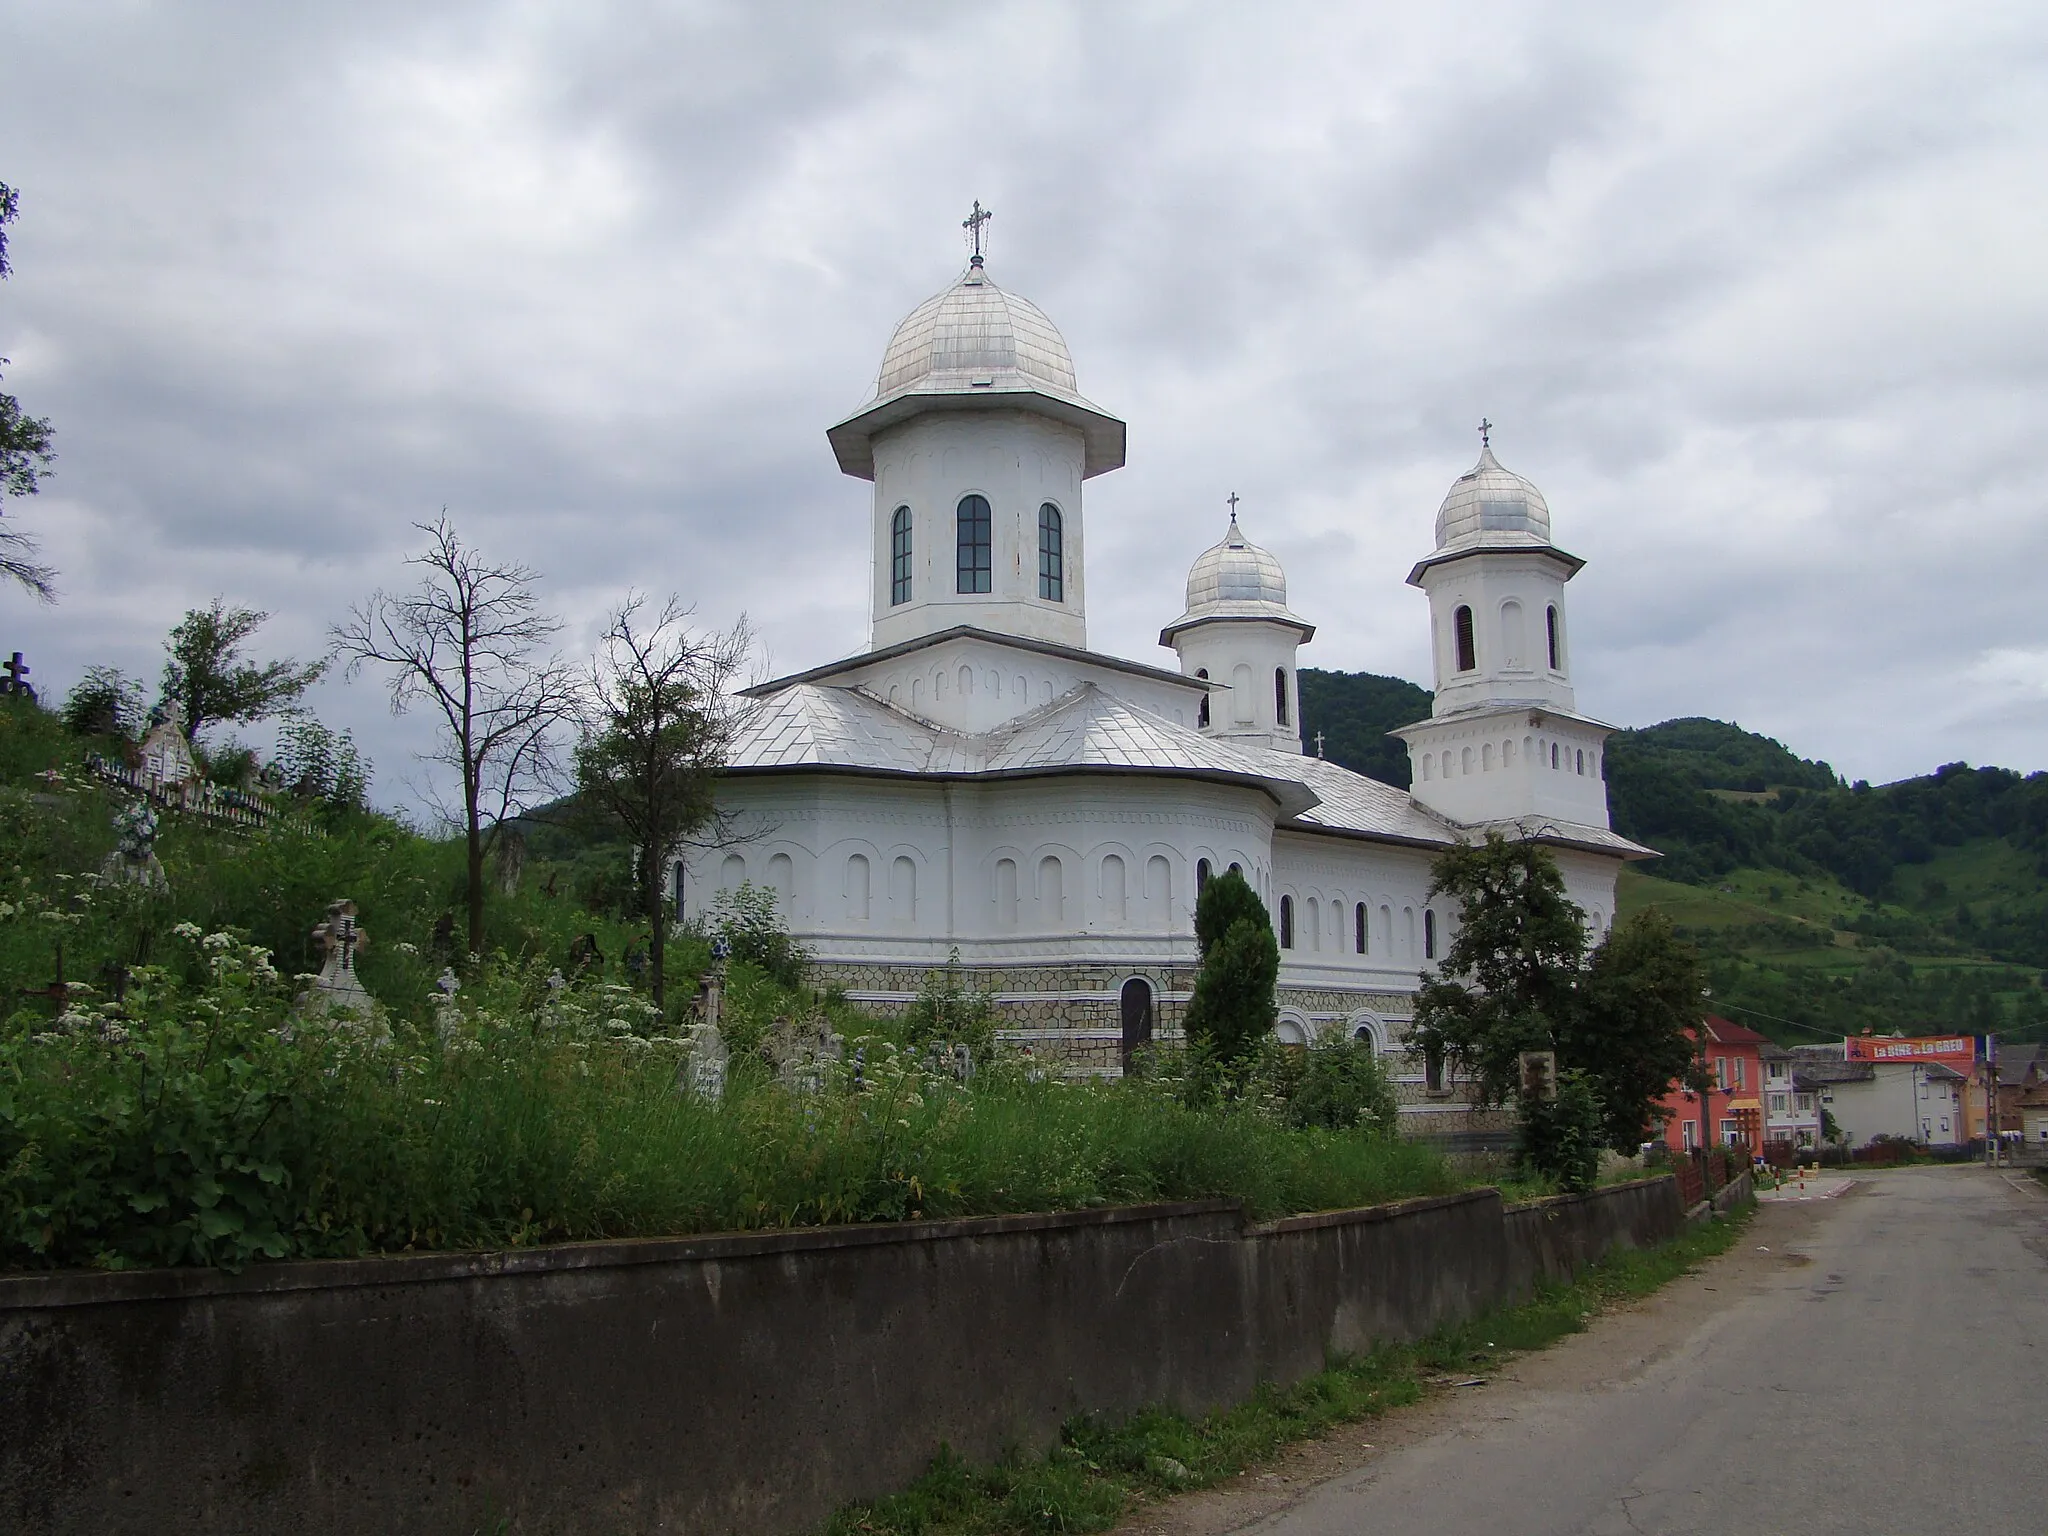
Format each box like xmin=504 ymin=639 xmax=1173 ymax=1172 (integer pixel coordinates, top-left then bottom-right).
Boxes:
xmin=1297 ymin=670 xmax=2048 ymax=1046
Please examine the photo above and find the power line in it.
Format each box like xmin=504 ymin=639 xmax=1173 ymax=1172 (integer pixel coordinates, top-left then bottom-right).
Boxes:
xmin=1710 ymin=999 xmax=1842 ymax=1040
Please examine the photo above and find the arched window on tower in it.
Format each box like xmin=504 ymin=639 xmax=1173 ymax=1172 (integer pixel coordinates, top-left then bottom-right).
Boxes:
xmin=889 ymin=506 xmax=912 ymax=605
xmin=1037 ymin=503 xmax=1064 ymax=601
xmin=1279 ymin=894 xmax=1295 ymax=949
xmin=1454 ymin=606 xmax=1477 ymax=672
xmin=956 ymin=494 xmax=992 ymax=594
xmin=1196 ymin=669 xmax=1209 ymax=728
xmin=1546 ymin=605 xmax=1561 ymax=671
xmin=1423 ymin=907 xmax=1437 ymax=960
xmin=1196 ymin=857 xmax=1211 ymax=902
xmin=1274 ymin=668 xmax=1289 ymax=726
xmin=1355 ymin=901 xmax=1367 ymax=955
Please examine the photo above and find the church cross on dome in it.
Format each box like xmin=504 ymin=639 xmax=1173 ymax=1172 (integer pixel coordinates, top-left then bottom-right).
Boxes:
xmin=962 ymin=200 xmax=993 ymax=266
xmin=1226 ymin=491 xmax=1240 ymax=520
xmin=1477 ymin=417 xmax=1493 ymax=449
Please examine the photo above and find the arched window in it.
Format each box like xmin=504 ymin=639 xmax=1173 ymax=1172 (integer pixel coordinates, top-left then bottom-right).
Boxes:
xmin=767 ymin=852 xmax=794 ymax=908
xmin=1355 ymin=901 xmax=1367 ymax=955
xmin=1231 ymin=664 xmax=1255 ymax=723
xmin=1196 ymin=669 xmax=1210 ymax=728
xmin=1146 ymin=855 xmax=1171 ymax=923
xmin=1274 ymin=668 xmax=1289 ymax=726
xmin=889 ymin=506 xmax=913 ymax=605
xmin=1461 ymin=746 xmax=1473 ymax=776
xmin=1423 ymin=907 xmax=1437 ymax=960
xmin=956 ymin=494 xmax=992 ymax=594
xmin=994 ymin=858 xmax=1018 ymax=926
xmin=1576 ymin=748 xmax=1586 ymax=775
xmin=1442 ymin=750 xmax=1453 ymax=779
xmin=1196 ymin=858 xmax=1211 ymax=896
xmin=845 ymin=853 xmax=871 ymax=920
xmin=1420 ymin=754 xmax=1433 ymax=781
xmin=1503 ymin=738 xmax=1515 ymax=767
xmin=1279 ymin=894 xmax=1295 ymax=949
xmin=1551 ymin=742 xmax=1560 ymax=770
xmin=890 ymin=855 xmax=916 ymax=922
xmin=1037 ymin=503 xmax=1064 ymax=601
xmin=1546 ymin=605 xmax=1561 ymax=671
xmin=1304 ymin=896 xmax=1320 ymax=951
xmin=720 ymin=852 xmax=746 ymax=891
xmin=1501 ymin=599 xmax=1525 ymax=669
xmin=671 ymin=859 xmax=686 ymax=917
xmin=1454 ymin=605 xmax=1477 ymax=672
xmin=1482 ymin=742 xmax=1494 ymax=771
xmin=958 ymin=664 xmax=973 ymax=696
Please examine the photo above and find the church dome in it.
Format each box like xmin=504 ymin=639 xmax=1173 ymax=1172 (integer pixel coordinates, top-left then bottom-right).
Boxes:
xmin=1433 ymin=444 xmax=1552 ymax=552
xmin=1160 ymin=513 xmax=1313 ymax=642
xmin=873 ymin=259 xmax=1079 ymax=398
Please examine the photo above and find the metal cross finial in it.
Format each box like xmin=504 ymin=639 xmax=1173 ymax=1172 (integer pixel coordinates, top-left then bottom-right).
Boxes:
xmin=1314 ymin=731 xmax=1326 ymax=758
xmin=1226 ymin=491 xmax=1240 ymax=520
xmin=1478 ymin=418 xmax=1493 ymax=449
xmin=962 ymin=200 xmax=993 ymax=265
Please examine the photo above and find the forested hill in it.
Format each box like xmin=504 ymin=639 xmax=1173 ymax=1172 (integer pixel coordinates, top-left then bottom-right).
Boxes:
xmin=1295 ymin=668 xmax=2048 ymax=977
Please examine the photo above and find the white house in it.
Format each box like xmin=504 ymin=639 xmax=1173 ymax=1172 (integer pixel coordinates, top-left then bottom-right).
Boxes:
xmin=677 ymin=237 xmax=1651 ymax=1140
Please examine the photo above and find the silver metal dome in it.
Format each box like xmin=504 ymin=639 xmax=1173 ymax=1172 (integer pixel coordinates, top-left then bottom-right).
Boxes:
xmin=1433 ymin=444 xmax=1552 ymax=552
xmin=1160 ymin=514 xmax=1313 ymax=643
xmin=827 ymin=257 xmax=1126 ymax=482
xmin=873 ymin=261 xmax=1078 ymax=397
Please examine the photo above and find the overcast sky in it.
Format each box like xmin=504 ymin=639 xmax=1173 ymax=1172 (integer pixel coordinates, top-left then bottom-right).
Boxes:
xmin=3 ymin=1 xmax=2044 ymax=813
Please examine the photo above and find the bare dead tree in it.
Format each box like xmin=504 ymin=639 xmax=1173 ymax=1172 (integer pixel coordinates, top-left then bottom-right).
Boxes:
xmin=332 ymin=515 xmax=577 ymax=956
xmin=574 ymin=594 xmax=752 ymax=1007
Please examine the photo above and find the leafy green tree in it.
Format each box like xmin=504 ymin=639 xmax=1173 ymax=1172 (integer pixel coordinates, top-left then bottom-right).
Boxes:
xmin=61 ymin=666 xmax=147 ymax=739
xmin=1414 ymin=834 xmax=1706 ymax=1172
xmin=161 ymin=600 xmax=325 ymax=740
xmin=1411 ymin=835 xmax=1589 ymax=1108
xmin=1182 ymin=868 xmax=1280 ymax=1064
xmin=270 ymin=713 xmax=371 ymax=814
xmin=703 ymin=882 xmax=808 ymax=992
xmin=0 ymin=180 xmax=57 ymax=600
xmin=1572 ymin=909 xmax=1708 ymax=1148
xmin=573 ymin=595 xmax=750 ymax=1006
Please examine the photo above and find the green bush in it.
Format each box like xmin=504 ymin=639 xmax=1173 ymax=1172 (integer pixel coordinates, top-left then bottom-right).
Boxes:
xmin=1285 ymin=1032 xmax=1399 ymax=1135
xmin=1182 ymin=870 xmax=1279 ymax=1064
xmin=1515 ymin=1069 xmax=1605 ymax=1193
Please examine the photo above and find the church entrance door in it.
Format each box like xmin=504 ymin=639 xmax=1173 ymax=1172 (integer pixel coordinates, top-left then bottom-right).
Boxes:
xmin=1120 ymin=978 xmax=1154 ymax=1073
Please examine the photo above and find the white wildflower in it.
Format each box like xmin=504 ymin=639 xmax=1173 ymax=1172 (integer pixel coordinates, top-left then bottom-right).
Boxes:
xmin=171 ymin=921 xmax=203 ymax=941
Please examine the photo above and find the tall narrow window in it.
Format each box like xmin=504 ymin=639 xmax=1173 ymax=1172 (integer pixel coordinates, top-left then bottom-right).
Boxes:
xmin=1423 ymin=908 xmax=1437 ymax=960
xmin=1196 ymin=857 xmax=1211 ymax=897
xmin=889 ymin=506 xmax=913 ymax=605
xmin=1196 ymin=669 xmax=1209 ymax=728
xmin=1546 ymin=605 xmax=1561 ymax=671
xmin=1274 ymin=668 xmax=1289 ymax=726
xmin=1037 ymin=503 xmax=1064 ymax=601
xmin=956 ymin=494 xmax=992 ymax=594
xmin=1279 ymin=894 xmax=1295 ymax=949
xmin=1355 ymin=901 xmax=1367 ymax=955
xmin=1454 ymin=605 xmax=1477 ymax=672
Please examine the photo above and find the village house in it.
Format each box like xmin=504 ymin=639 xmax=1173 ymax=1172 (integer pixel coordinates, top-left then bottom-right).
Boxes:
xmin=1654 ymin=1015 xmax=1769 ymax=1153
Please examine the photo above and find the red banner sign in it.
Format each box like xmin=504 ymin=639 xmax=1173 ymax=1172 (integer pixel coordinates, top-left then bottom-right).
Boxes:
xmin=1845 ymin=1035 xmax=1975 ymax=1064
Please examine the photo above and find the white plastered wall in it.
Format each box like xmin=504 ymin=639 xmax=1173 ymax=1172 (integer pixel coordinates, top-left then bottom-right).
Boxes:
xmin=870 ymin=411 xmax=1088 ymax=651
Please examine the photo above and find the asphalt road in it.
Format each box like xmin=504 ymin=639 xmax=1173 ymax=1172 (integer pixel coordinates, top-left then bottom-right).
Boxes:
xmin=1237 ymin=1166 xmax=2048 ymax=1536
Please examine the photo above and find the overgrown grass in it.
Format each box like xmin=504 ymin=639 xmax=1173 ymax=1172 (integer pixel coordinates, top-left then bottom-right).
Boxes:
xmin=824 ymin=1208 xmax=1752 ymax=1535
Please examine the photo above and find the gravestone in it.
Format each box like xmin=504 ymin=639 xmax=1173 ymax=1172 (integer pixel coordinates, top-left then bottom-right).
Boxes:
xmin=762 ymin=1013 xmax=843 ymax=1094
xmin=433 ymin=967 xmax=461 ymax=1040
xmin=302 ymin=899 xmax=373 ymax=1023
xmin=99 ymin=800 xmax=168 ymax=891
xmin=684 ymin=1020 xmax=729 ymax=1102
xmin=136 ymin=703 xmax=197 ymax=789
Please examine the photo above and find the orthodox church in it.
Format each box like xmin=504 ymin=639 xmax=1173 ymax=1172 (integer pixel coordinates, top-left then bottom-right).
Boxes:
xmin=679 ymin=232 xmax=1650 ymax=1135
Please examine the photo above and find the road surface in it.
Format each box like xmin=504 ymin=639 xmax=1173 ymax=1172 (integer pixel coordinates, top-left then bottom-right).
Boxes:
xmin=1122 ymin=1165 xmax=2048 ymax=1536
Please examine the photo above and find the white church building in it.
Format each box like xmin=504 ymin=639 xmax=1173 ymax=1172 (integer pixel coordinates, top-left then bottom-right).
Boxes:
xmin=678 ymin=237 xmax=1650 ymax=1136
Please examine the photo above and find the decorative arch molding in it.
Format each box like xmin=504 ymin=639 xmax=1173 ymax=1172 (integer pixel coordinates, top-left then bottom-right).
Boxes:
xmin=1345 ymin=1009 xmax=1389 ymax=1053
xmin=1273 ymin=1009 xmax=1312 ymax=1047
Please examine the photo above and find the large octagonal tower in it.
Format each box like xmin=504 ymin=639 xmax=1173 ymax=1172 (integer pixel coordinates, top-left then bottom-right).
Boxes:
xmin=827 ymin=241 xmax=1126 ymax=653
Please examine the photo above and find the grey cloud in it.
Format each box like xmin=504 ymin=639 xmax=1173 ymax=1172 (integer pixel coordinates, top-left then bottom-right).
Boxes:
xmin=3 ymin=0 xmax=2044 ymax=810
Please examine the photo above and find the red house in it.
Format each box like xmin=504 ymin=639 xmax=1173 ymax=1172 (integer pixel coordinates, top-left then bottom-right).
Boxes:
xmin=1652 ymin=1014 xmax=1771 ymax=1153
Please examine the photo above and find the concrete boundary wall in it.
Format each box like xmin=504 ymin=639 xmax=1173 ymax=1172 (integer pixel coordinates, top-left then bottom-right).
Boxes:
xmin=1 ymin=1177 xmax=1683 ymax=1536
